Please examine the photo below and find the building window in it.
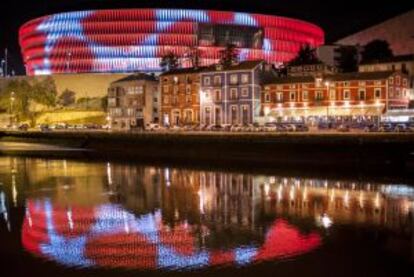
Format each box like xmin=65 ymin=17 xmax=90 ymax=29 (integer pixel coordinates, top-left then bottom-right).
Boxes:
xmin=396 ymin=76 xmax=401 ymax=85
xmin=153 ymin=108 xmax=158 ymax=113
xmin=163 ymin=85 xmax=169 ymax=93
xmin=265 ymin=86 xmax=270 ymax=91
xmin=230 ymin=74 xmax=238 ymax=84
xmin=329 ymin=89 xmax=336 ymax=100
xmin=186 ymin=95 xmax=192 ymax=103
xmin=389 ymin=87 xmax=394 ymax=97
xmin=172 ymin=96 xmax=178 ymax=105
xmin=173 ymin=76 xmax=179 ymax=84
xmin=163 ymin=96 xmax=169 ymax=104
xmin=230 ymin=88 xmax=238 ymax=100
xmin=343 ymin=90 xmax=350 ymax=100
xmin=289 ymin=91 xmax=295 ymax=101
xmin=241 ymin=88 xmax=249 ymax=97
xmin=214 ymin=89 xmax=221 ymax=101
xmin=302 ymin=91 xmax=308 ymax=101
xmin=204 ymin=76 xmax=211 ymax=86
xmin=173 ymin=86 xmax=179 ymax=94
xmin=389 ymin=77 xmax=394 ymax=85
xmin=214 ymin=75 xmax=221 ymax=85
xmin=153 ymin=97 xmax=158 ymax=103
xmin=403 ymin=78 xmax=408 ymax=86
xmin=241 ymin=74 xmax=249 ymax=84
xmin=316 ymin=91 xmax=323 ymax=101
xmin=186 ymin=85 xmax=191 ymax=94
xmin=359 ymin=81 xmax=366 ymax=87
xmin=265 ymin=93 xmax=271 ymax=103
xmin=344 ymin=81 xmax=350 ymax=87
xmin=359 ymin=90 xmax=366 ymax=100
xmin=374 ymin=88 xmax=381 ymax=99
xmin=395 ymin=88 xmax=401 ymax=97
xmin=276 ymin=92 xmax=283 ymax=102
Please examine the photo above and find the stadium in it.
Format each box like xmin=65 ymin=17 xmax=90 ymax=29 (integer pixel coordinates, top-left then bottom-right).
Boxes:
xmin=19 ymin=9 xmax=324 ymax=76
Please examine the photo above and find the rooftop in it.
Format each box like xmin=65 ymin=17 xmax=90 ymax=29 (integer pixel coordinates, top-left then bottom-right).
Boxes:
xmin=112 ymin=73 xmax=157 ymax=84
xmin=360 ymin=54 xmax=414 ymax=65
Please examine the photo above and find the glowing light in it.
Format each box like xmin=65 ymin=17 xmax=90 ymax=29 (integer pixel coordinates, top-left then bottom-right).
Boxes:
xmin=319 ymin=214 xmax=333 ymax=229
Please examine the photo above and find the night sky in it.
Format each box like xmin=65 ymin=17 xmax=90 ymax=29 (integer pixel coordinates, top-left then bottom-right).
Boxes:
xmin=1 ymin=0 xmax=413 ymax=75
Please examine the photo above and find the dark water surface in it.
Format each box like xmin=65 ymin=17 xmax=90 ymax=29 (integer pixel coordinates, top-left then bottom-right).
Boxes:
xmin=0 ymin=155 xmax=413 ymax=276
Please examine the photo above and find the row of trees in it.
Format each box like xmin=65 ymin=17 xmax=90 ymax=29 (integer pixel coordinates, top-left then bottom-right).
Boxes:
xmin=160 ymin=39 xmax=394 ymax=74
xmin=160 ymin=44 xmax=240 ymax=71
xmin=0 ymin=78 xmax=57 ymax=123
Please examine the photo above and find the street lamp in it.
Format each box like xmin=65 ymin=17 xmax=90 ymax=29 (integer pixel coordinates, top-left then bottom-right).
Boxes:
xmin=10 ymin=91 xmax=15 ymax=127
xmin=324 ymin=81 xmax=330 ymax=121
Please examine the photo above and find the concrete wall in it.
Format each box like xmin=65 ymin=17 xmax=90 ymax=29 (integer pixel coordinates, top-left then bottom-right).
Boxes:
xmin=336 ymin=10 xmax=414 ymax=56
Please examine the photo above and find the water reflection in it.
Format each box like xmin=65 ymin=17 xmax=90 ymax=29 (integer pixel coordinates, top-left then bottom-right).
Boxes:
xmin=0 ymin=157 xmax=413 ymax=272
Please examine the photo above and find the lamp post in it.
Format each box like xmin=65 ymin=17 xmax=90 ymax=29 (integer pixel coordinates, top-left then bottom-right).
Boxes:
xmin=10 ymin=91 xmax=15 ymax=127
xmin=324 ymin=81 xmax=330 ymax=121
xmin=66 ymin=52 xmax=72 ymax=73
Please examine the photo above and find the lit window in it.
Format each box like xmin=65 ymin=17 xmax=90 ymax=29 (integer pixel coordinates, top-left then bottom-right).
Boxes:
xmin=329 ymin=89 xmax=336 ymax=100
xmin=173 ymin=76 xmax=179 ymax=84
xmin=163 ymin=96 xmax=169 ymax=104
xmin=276 ymin=92 xmax=283 ymax=102
xmin=241 ymin=74 xmax=249 ymax=84
xmin=230 ymin=74 xmax=238 ymax=84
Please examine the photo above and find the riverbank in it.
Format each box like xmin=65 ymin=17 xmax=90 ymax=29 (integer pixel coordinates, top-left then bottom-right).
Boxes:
xmin=1 ymin=131 xmax=414 ymax=172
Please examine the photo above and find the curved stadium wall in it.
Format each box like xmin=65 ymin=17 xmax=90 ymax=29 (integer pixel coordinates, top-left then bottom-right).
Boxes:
xmin=19 ymin=9 xmax=325 ymax=76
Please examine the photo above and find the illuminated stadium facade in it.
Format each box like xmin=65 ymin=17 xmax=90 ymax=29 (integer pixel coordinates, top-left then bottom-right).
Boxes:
xmin=19 ymin=9 xmax=325 ymax=76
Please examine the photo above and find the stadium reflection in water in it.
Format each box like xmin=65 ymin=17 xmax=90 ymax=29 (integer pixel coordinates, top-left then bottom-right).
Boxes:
xmin=0 ymin=157 xmax=413 ymax=274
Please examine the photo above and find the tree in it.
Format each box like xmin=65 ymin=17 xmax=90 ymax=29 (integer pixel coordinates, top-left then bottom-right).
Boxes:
xmin=57 ymin=89 xmax=76 ymax=106
xmin=219 ymin=43 xmax=239 ymax=67
xmin=160 ymin=52 xmax=179 ymax=72
xmin=288 ymin=44 xmax=321 ymax=66
xmin=185 ymin=46 xmax=202 ymax=68
xmin=31 ymin=77 xmax=57 ymax=107
xmin=336 ymin=45 xmax=359 ymax=73
xmin=361 ymin=39 xmax=393 ymax=63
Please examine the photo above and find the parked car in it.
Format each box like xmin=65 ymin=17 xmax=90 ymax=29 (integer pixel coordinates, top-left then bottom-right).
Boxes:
xmin=394 ymin=124 xmax=408 ymax=132
xmin=337 ymin=124 xmax=350 ymax=132
xmin=275 ymin=124 xmax=287 ymax=132
xmin=54 ymin=123 xmax=67 ymax=129
xmin=295 ymin=124 xmax=309 ymax=132
xmin=230 ymin=124 xmax=242 ymax=132
xmin=284 ymin=124 xmax=296 ymax=132
xmin=39 ymin=124 xmax=51 ymax=132
xmin=263 ymin=123 xmax=277 ymax=132
xmin=363 ymin=124 xmax=379 ymax=132
xmin=146 ymin=123 xmax=162 ymax=131
xmin=378 ymin=123 xmax=393 ymax=132
xmin=18 ymin=123 xmax=29 ymax=131
xmin=208 ymin=124 xmax=224 ymax=132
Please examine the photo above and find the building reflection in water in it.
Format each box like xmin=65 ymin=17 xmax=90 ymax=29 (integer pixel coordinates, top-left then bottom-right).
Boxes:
xmin=0 ymin=157 xmax=412 ymax=271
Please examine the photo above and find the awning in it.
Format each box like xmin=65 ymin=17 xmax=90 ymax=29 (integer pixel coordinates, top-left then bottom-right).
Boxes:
xmin=269 ymin=105 xmax=385 ymax=117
